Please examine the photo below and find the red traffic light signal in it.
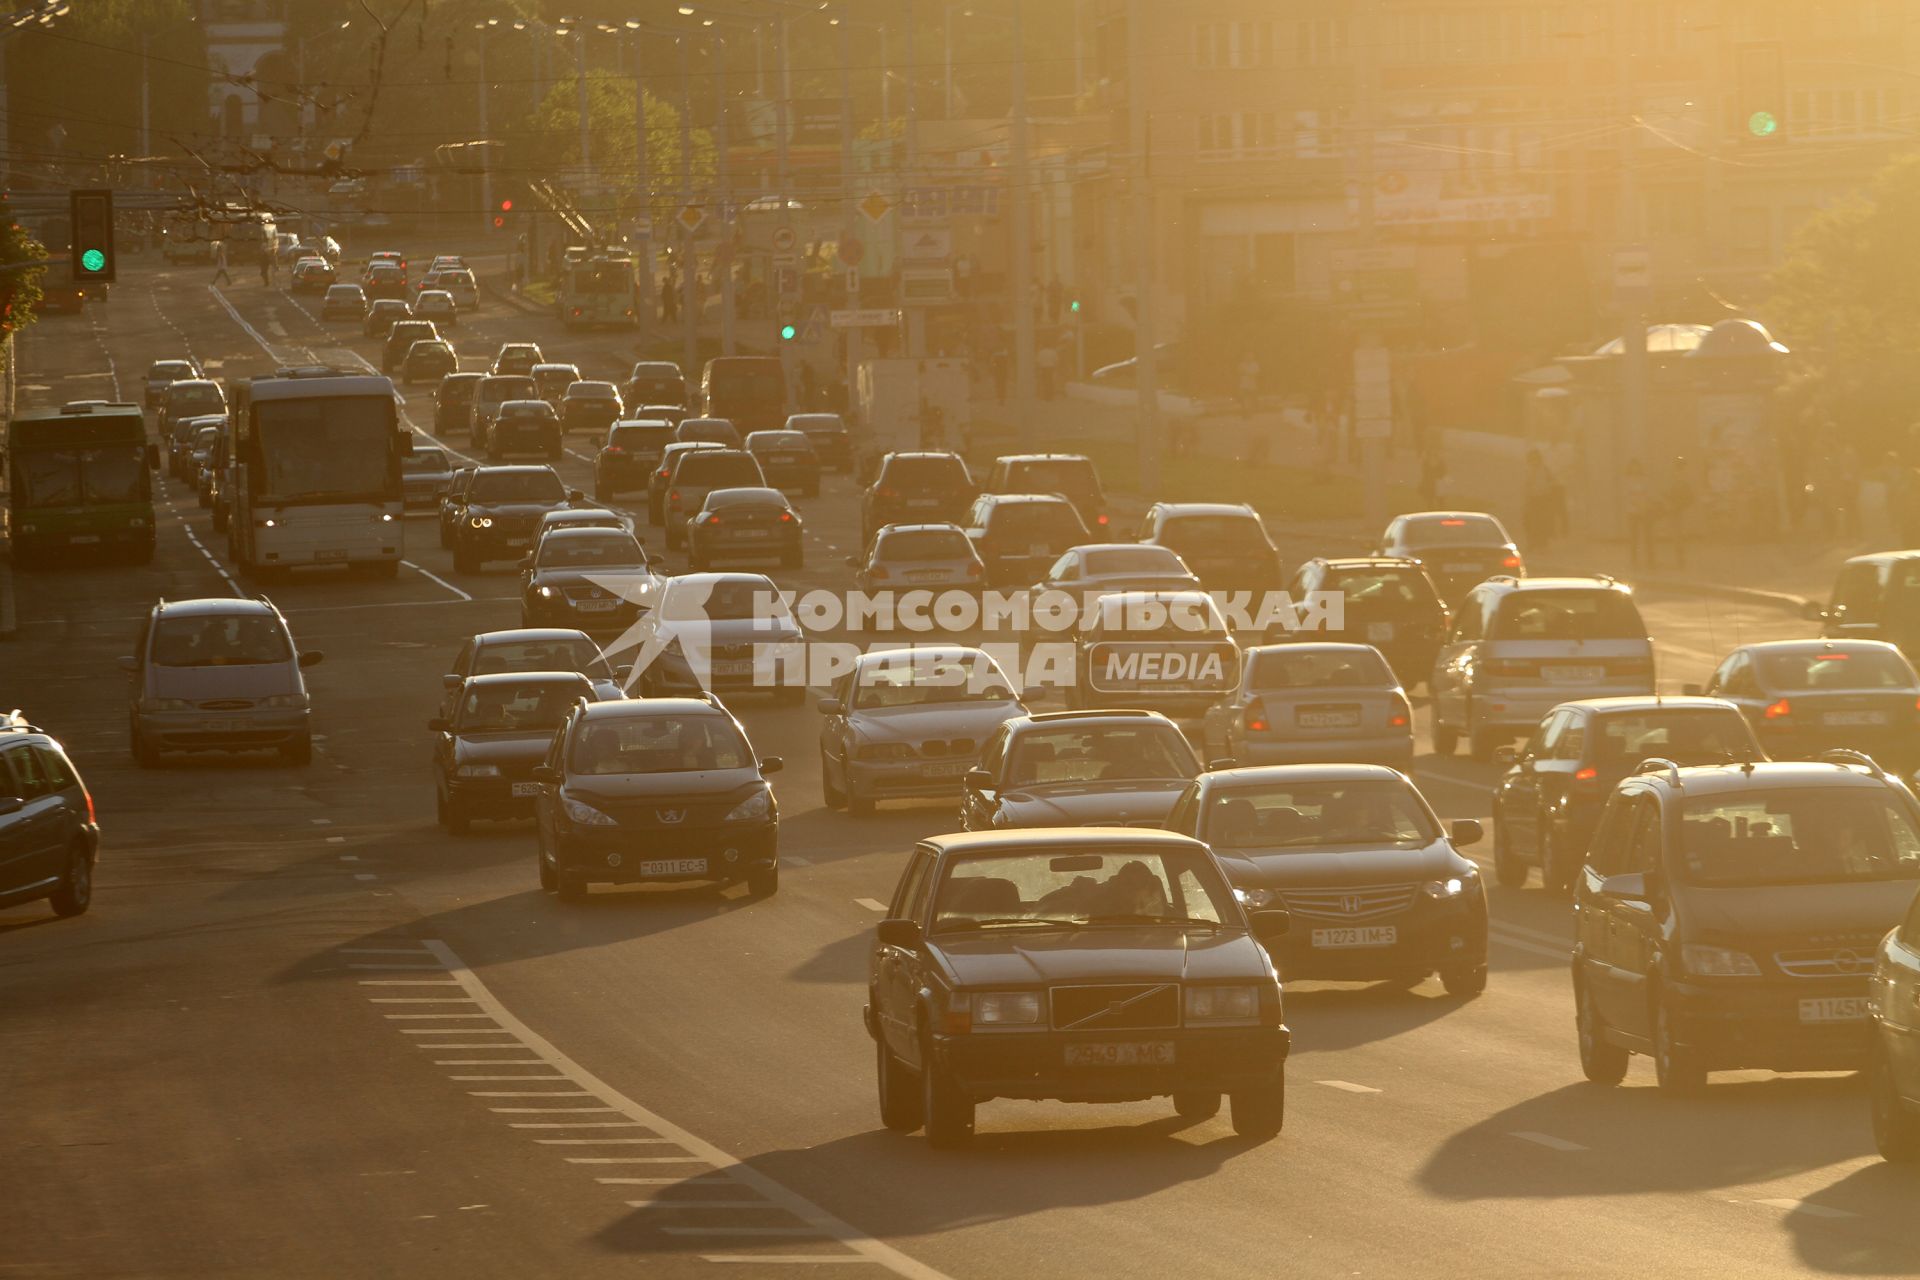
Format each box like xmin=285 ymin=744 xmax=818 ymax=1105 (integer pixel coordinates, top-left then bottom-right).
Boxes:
xmin=499 ymin=198 xmax=513 ymax=212
xmin=492 ymin=216 xmax=505 ymax=228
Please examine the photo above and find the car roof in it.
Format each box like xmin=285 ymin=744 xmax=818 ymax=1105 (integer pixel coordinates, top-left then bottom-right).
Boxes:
xmin=877 ymin=522 xmax=965 ymax=535
xmin=568 ymin=381 xmax=617 ymax=392
xmin=1204 ymin=762 xmax=1409 ymax=785
xmin=475 ymin=627 xmax=595 ymax=645
xmin=472 ymin=464 xmax=559 ymax=476
xmin=459 ymin=670 xmax=592 ymax=689
xmin=1557 ymin=695 xmax=1743 ymax=713
xmin=1400 ymin=510 xmax=1503 ymax=523
xmin=998 ymin=452 xmax=1093 ymax=463
xmin=917 ymin=829 xmax=1208 ymax=856
xmin=613 ymin=418 xmax=673 ymax=429
xmin=539 ymin=525 xmax=635 ymax=541
xmin=1483 ymin=575 xmax=1628 ymax=593
xmin=1729 ymin=638 xmax=1905 ymax=657
xmin=1657 ymin=760 xmax=1901 ymax=794
xmin=154 ymin=596 xmax=278 ymax=619
xmin=982 ymin=492 xmax=1076 ymax=506
xmin=541 ymin=507 xmax=621 ymax=521
xmin=500 ymin=399 xmax=555 ymax=410
xmin=662 ymin=571 xmax=777 ymax=590
xmin=1013 ymin=708 xmax=1177 ymax=728
xmin=167 ymin=379 xmax=220 ymax=391
xmin=1841 ymin=550 xmax=1920 ymax=567
xmin=1152 ymin=502 xmax=1258 ymax=518
xmin=578 ymin=696 xmax=727 ymax=721
xmin=1316 ymin=556 xmax=1425 ymax=570
xmin=533 ymin=362 xmax=579 ymax=373
xmin=885 ymin=450 xmax=963 ymax=460
xmin=1244 ymin=642 xmax=1389 ymax=659
xmin=852 ymin=644 xmax=992 ymax=667
xmin=1073 ymin=542 xmax=1179 ymax=556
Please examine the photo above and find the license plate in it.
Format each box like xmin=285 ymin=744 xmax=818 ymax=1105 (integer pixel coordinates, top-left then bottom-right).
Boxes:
xmin=1064 ymin=1041 xmax=1175 ymax=1067
xmin=574 ymin=599 xmax=617 ymax=613
xmin=640 ymin=858 xmax=707 ymax=877
xmin=712 ymin=660 xmax=753 ymax=676
xmin=70 ymin=534 xmax=101 ymax=545
xmin=1366 ymin=621 xmax=1395 ymax=642
xmin=907 ymin=497 xmax=939 ymax=508
xmin=772 ymin=455 xmax=801 ymax=465
xmin=1312 ymin=926 xmax=1398 ymax=949
xmin=202 ymin=720 xmax=248 ymax=733
xmin=731 ymin=528 xmax=771 ymax=539
xmin=1824 ymin=711 xmax=1889 ymax=727
xmin=1799 ymin=996 xmax=1869 ymax=1023
xmin=1443 ymin=562 xmax=1480 ymax=574
xmin=510 ymin=781 xmax=541 ymax=797
xmin=922 ymin=760 xmax=972 ymax=777
xmin=1545 ymin=665 xmax=1605 ymax=683
xmin=503 ymin=540 xmax=528 ymax=550
xmin=1297 ymin=709 xmax=1362 ymax=729
xmin=907 ymin=570 xmax=948 ymax=582
xmin=315 ymin=548 xmax=348 ymax=561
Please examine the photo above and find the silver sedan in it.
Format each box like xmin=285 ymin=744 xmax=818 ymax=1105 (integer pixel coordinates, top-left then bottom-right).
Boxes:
xmin=1200 ymin=642 xmax=1415 ymax=768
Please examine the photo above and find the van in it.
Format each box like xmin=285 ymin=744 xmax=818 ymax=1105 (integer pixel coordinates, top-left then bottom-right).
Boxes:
xmin=700 ymin=356 xmax=787 ymax=433
xmin=1812 ymin=550 xmax=1920 ymax=662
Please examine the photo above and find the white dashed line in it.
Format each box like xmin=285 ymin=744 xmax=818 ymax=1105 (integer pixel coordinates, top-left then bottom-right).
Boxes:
xmin=1316 ymin=1080 xmax=1382 ymax=1094
xmin=403 ymin=559 xmax=473 ymax=602
xmin=854 ymin=898 xmax=889 ymax=913
xmin=355 ymin=873 xmax=379 ymax=881
xmin=1511 ymin=1131 xmax=1588 ymax=1152
xmin=341 ymin=947 xmax=429 ymax=955
xmin=180 ymin=525 xmax=242 ymax=595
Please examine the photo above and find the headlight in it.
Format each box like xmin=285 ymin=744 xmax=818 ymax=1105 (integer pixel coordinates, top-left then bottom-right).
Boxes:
xmin=971 ymin=992 xmax=1042 ymax=1025
xmin=1422 ymin=872 xmax=1477 ymax=899
xmin=1185 ymin=985 xmax=1260 ymax=1023
xmin=137 ymin=697 xmax=194 ymax=713
xmin=259 ymin=694 xmax=308 ymax=710
xmin=455 ymin=763 xmax=501 ymax=778
xmin=1682 ymin=945 xmax=1762 ymax=977
xmin=1233 ymin=886 xmax=1275 ymax=909
xmin=562 ymin=795 xmax=616 ymax=826
xmin=470 ymin=515 xmax=493 ymax=528
xmin=855 ymin=742 xmax=917 ymax=763
xmin=724 ymin=787 xmax=772 ymax=822
xmin=536 ymin=585 xmax=555 ymax=598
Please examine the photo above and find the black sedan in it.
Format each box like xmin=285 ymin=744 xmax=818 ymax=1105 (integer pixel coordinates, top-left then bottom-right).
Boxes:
xmin=488 ymin=399 xmax=564 ymax=462
xmin=685 ymin=486 xmax=804 ymax=572
xmin=431 ymin=672 xmax=594 ymax=833
xmin=961 ymin=709 xmax=1202 ymax=831
xmin=520 ymin=527 xmax=658 ymax=633
xmin=745 ymin=429 xmax=822 ymax=497
xmin=866 ymin=828 xmax=1292 ymax=1148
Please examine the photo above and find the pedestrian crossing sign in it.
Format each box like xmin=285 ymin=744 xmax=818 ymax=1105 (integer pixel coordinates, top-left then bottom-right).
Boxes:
xmin=799 ymin=305 xmax=829 ymax=345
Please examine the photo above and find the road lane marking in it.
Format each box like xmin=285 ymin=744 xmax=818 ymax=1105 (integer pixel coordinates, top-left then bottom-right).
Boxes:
xmin=538 ymin=1138 xmax=673 ymax=1146
xmin=359 ymin=980 xmax=463 ymax=987
xmin=662 ymin=1227 xmax=825 ymax=1238
xmin=386 ymin=1012 xmax=497 ymax=1020
xmin=403 ymin=559 xmax=473 ymax=601
xmin=702 ymin=1257 xmax=880 ymax=1265
xmin=489 ymin=1106 xmax=619 ymax=1113
xmin=452 ymin=1074 xmax=568 ymax=1081
xmin=1411 ymin=767 xmax=1495 ymax=796
xmin=508 ymin=1121 xmax=650 ymax=1129
xmin=1316 ymin=1080 xmax=1382 ymax=1094
xmin=1749 ymin=1198 xmax=1859 ymax=1220
xmin=350 ymin=963 xmax=447 ymax=970
xmin=370 ymin=997 xmax=476 ymax=1003
xmin=438 ymin=1060 xmax=548 ymax=1066
xmin=855 ymin=898 xmax=889 ymax=912
xmin=1511 ymin=1131 xmax=1587 ymax=1152
xmin=623 ymin=1178 xmax=740 ymax=1190
xmin=472 ymin=1090 xmax=594 ymax=1097
xmin=626 ymin=1201 xmax=772 ymax=1210
xmin=180 ymin=525 xmax=242 ymax=595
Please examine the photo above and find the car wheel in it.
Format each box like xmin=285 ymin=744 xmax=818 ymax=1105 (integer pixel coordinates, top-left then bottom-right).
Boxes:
xmin=1430 ymin=722 xmax=1457 ymax=757
xmin=821 ymin=750 xmax=847 ymax=810
xmin=1173 ymin=1090 xmax=1221 ymax=1121
xmin=1576 ymin=976 xmax=1629 ymax=1086
xmin=537 ymin=846 xmax=559 ymax=893
xmin=280 ymin=733 xmax=313 ymax=766
xmin=1870 ymin=1039 xmax=1920 ymax=1162
xmin=438 ymin=787 xmax=470 ymax=836
xmin=1652 ymin=987 xmax=1707 ymax=1094
xmin=1540 ymin=820 xmax=1577 ymax=897
xmin=747 ymin=863 xmax=779 ymax=898
xmin=1440 ymin=962 xmax=1487 ymax=999
xmin=877 ymin=1038 xmax=925 ymax=1132
xmin=48 ymin=842 xmax=94 ymax=918
xmin=556 ymin=871 xmax=589 ymax=902
xmin=1229 ymin=1072 xmax=1285 ymax=1140
xmin=1491 ymin=804 xmax=1529 ymax=888
xmin=920 ymin=1033 xmax=975 ymax=1149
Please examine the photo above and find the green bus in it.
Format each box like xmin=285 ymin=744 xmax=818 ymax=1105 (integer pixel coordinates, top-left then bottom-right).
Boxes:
xmin=5 ymin=402 xmax=158 ymax=565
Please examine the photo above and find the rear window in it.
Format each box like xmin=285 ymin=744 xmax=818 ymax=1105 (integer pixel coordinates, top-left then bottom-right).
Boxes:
xmin=470 ymin=470 xmax=565 ymax=502
xmin=1592 ymin=710 xmax=1757 ymax=766
xmin=169 ymin=385 xmax=224 ymax=411
xmin=1405 ymin=516 xmax=1507 ymax=547
xmin=882 ymin=455 xmax=969 ymax=489
xmin=479 ymin=377 xmax=535 ymax=403
xmin=1246 ymin=648 xmax=1395 ymax=689
xmin=676 ymin=454 xmax=764 ymax=486
xmin=985 ymin=502 xmax=1085 ymax=541
xmin=456 ymin=680 xmax=586 ymax=733
xmin=750 ymin=432 xmax=812 ymax=451
xmin=1489 ymin=590 xmax=1646 ymax=642
xmin=440 ymin=377 xmax=482 ymax=405
xmin=610 ymin=423 xmax=674 ymax=450
xmin=876 ymin=529 xmax=971 ymax=560
xmin=1757 ymin=649 xmax=1918 ymax=691
xmin=152 ymin=614 xmax=291 ymax=667
xmin=1326 ymin=567 xmax=1439 ymax=606
xmin=569 ymin=382 xmax=618 ymax=398
xmin=1007 ymin=459 xmax=1099 ymax=498
xmin=707 ymin=487 xmax=789 ymax=510
xmin=473 ymin=637 xmax=611 ymax=677
xmin=1084 ymin=547 xmax=1186 ymax=578
xmin=403 ymin=449 xmax=449 ymax=473
xmin=1159 ymin=514 xmax=1269 ymax=553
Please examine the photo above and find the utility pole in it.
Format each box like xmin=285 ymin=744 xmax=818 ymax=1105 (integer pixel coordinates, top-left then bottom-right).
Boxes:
xmin=575 ymin=31 xmax=593 ymax=192
xmin=1126 ymin=0 xmax=1159 ymax=492
xmin=679 ymin=34 xmax=699 ymax=378
xmin=1354 ymin=0 xmax=1388 ymax=532
xmin=140 ymin=32 xmax=152 ymax=186
xmin=476 ymin=33 xmax=492 ymax=234
xmin=902 ymin=0 xmax=924 ymax=358
xmin=840 ymin=12 xmax=860 ymax=414
xmin=632 ymin=28 xmax=654 ymax=328
xmin=776 ymin=15 xmax=794 ymax=386
xmin=944 ymin=5 xmax=955 ymax=119
xmin=1009 ymin=0 xmax=1034 ymax=448
xmin=1614 ymin=0 xmax=1649 ymax=537
xmin=716 ymin=33 xmax=736 ymax=357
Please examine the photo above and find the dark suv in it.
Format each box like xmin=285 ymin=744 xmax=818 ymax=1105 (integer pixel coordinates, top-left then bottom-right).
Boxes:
xmin=436 ymin=371 xmax=484 ymax=434
xmin=1492 ymin=696 xmax=1763 ymax=893
xmin=982 ymin=453 xmax=1109 ymax=532
xmin=862 ymin=451 xmax=975 ymax=544
xmin=450 ymin=465 xmax=583 ymax=573
xmin=1280 ymin=557 xmax=1448 ymax=685
xmin=1572 ymin=753 xmax=1920 ymax=1093
xmin=0 ymin=710 xmax=99 ymax=919
xmin=1811 ymin=550 xmax=1920 ymax=663
xmin=531 ymin=695 xmax=783 ymax=900
xmin=381 ymin=319 xmax=438 ymax=373
xmin=961 ymin=493 xmax=1089 ymax=588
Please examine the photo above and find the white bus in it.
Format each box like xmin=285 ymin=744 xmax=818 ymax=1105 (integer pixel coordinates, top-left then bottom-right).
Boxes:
xmin=225 ymin=367 xmax=410 ymax=578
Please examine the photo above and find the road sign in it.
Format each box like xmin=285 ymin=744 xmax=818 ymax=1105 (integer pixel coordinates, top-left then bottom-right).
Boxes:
xmin=1612 ymin=245 xmax=1653 ymax=292
xmin=900 ymin=268 xmax=954 ymax=307
xmin=675 ymin=203 xmax=706 ymax=234
xmin=800 ymin=305 xmax=829 ymax=345
xmin=831 ymin=308 xmax=902 ymax=329
xmin=1353 ymin=345 xmax=1394 ymax=440
xmin=772 ymin=226 xmax=797 ymax=253
xmin=837 ymin=237 xmax=865 ymax=268
xmin=775 ymin=264 xmax=800 ymax=300
xmin=901 ymin=227 xmax=952 ymax=261
xmin=858 ymin=191 xmax=892 ymax=223
xmin=1329 ymin=246 xmax=1416 ymax=322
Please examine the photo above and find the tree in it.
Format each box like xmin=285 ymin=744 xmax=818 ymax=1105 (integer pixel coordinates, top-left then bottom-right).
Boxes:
xmin=1769 ymin=152 xmax=1920 ymax=455
xmin=0 ymin=199 xmax=48 ymax=334
xmin=532 ymin=71 xmax=714 ymax=221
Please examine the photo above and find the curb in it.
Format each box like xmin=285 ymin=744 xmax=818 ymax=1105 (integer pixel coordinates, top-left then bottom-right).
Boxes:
xmin=0 ymin=556 xmax=16 ymax=640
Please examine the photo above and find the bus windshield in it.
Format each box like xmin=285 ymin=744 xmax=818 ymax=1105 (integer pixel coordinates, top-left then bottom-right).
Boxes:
xmin=253 ymin=396 xmax=397 ymax=504
xmin=15 ymin=446 xmax=148 ymax=508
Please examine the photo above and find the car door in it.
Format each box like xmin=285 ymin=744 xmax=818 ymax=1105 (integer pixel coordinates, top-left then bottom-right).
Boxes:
xmin=821 ymin=672 xmax=854 ymax=785
xmin=1877 ymin=890 xmax=1920 ymax=1092
xmin=1706 ymin=652 xmax=1761 ymax=731
xmin=1501 ymin=710 xmax=1567 ymax=856
xmin=1431 ymin=588 xmax=1487 ymax=729
xmin=1601 ymin=796 xmax=1665 ymax=1039
xmin=877 ymin=848 xmax=936 ymax=1060
xmin=0 ymin=744 xmax=61 ymax=889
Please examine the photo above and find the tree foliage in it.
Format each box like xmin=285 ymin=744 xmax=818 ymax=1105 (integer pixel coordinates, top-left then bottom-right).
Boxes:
xmin=0 ymin=200 xmax=48 ymax=333
xmin=533 ymin=71 xmax=714 ymax=218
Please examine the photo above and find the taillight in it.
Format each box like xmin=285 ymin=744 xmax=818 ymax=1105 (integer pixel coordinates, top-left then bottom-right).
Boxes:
xmin=1764 ymin=698 xmax=1792 ymax=720
xmin=83 ymin=788 xmax=95 ymax=824
xmin=778 ymin=511 xmax=794 ymax=523
xmin=869 ymin=566 xmax=889 ymax=580
xmin=705 ymin=514 xmax=721 ymax=525
xmin=1389 ymin=713 xmax=1409 ymax=728
xmin=605 ymin=445 xmax=624 ymax=454
xmin=1096 ymin=513 xmax=1109 ymax=526
xmin=1574 ymin=767 xmax=1598 ymax=782
xmin=656 ymin=467 xmax=671 ymax=479
xmin=1244 ymin=698 xmax=1269 ymax=733
xmin=571 ymin=307 xmax=582 ymax=317
xmin=1502 ymin=554 xmax=1522 ymax=570
xmin=669 ymin=490 xmax=681 ymax=506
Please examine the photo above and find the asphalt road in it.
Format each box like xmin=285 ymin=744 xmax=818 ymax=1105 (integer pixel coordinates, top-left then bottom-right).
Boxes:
xmin=4 ymin=253 xmax=1915 ymax=1280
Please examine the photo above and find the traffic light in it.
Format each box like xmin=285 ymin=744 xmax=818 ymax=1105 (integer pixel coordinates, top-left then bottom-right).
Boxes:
xmin=1735 ymin=43 xmax=1785 ymax=140
xmin=780 ymin=322 xmax=798 ymax=342
xmin=70 ymin=188 xmax=115 ymax=284
xmin=494 ymin=197 xmax=513 ymax=229
xmin=1069 ymin=298 xmax=1082 ymax=315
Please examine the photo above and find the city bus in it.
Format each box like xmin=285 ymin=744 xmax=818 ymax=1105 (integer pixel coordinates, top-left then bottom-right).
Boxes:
xmin=557 ymin=250 xmax=636 ymax=330
xmin=4 ymin=402 xmax=157 ymax=565
xmin=224 ymin=366 xmax=411 ymax=578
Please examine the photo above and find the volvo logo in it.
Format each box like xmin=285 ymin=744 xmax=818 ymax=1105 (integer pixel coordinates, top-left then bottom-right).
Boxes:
xmin=657 ymin=808 xmax=687 ymax=824
xmin=1835 ymin=949 xmax=1868 ymax=974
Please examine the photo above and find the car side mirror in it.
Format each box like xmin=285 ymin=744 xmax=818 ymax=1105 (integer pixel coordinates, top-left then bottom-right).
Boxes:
xmin=1449 ymin=819 xmax=1484 ymax=847
xmin=875 ymin=918 xmax=922 ymax=948
xmin=569 ymin=489 xmax=586 ymax=503
xmin=1249 ymin=908 xmax=1291 ymax=941
xmin=1681 ymin=683 xmax=1704 ymax=697
xmin=817 ymin=697 xmax=844 ymax=716
xmin=964 ymin=766 xmax=994 ymax=793
xmin=427 ymin=717 xmax=449 ymax=732
xmin=760 ymin=756 xmax=784 ymax=775
xmin=1801 ymin=599 xmax=1829 ymax=623
xmin=530 ymin=765 xmax=561 ymax=785
xmin=1206 ymin=758 xmax=1238 ymax=771
xmin=0 ymin=796 xmax=22 ymax=818
xmin=1597 ymin=871 xmax=1648 ymax=902
xmin=1492 ymin=745 xmax=1518 ymax=767
xmin=116 ymin=654 xmax=138 ymax=672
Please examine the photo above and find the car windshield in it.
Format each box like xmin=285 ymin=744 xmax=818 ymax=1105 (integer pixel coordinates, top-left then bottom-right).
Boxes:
xmin=883 ymin=456 xmax=967 ymax=489
xmin=751 ymin=433 xmax=811 ymax=451
xmin=677 ymin=455 xmax=763 ymax=486
xmin=1405 ymin=516 xmax=1507 ymax=547
xmin=470 ymin=471 xmax=565 ymax=502
xmin=658 ymin=578 xmax=788 ymax=624
xmin=1246 ymin=648 xmax=1395 ymax=689
xmin=569 ymin=713 xmax=750 ymax=774
xmin=1004 ymin=723 xmax=1198 ymax=785
xmin=1489 ymin=590 xmax=1646 ymax=641
xmin=611 ymin=425 xmax=673 ymax=449
xmin=1202 ymin=778 xmax=1438 ymax=849
xmin=1083 ymin=547 xmax=1186 ymax=578
xmin=877 ymin=530 xmax=970 ymax=560
xmin=1756 ymin=649 xmax=1917 ymax=691
xmin=456 ymin=680 xmax=583 ymax=733
xmin=1008 ymin=461 xmax=1099 ymax=498
xmin=850 ymin=653 xmax=1014 ymax=709
xmin=473 ymin=637 xmax=612 ymax=678
xmin=538 ymin=535 xmax=646 ymax=567
xmin=1592 ymin=710 xmax=1757 ymax=765
xmin=1159 ymin=515 xmax=1269 ymax=552
xmin=1327 ymin=567 xmax=1438 ymax=606
xmin=931 ymin=848 xmax=1235 ymax=930
xmin=402 ymin=449 xmax=448 ymax=474
xmin=152 ymin=614 xmax=292 ymax=667
xmin=1679 ymin=789 xmax=1920 ymax=886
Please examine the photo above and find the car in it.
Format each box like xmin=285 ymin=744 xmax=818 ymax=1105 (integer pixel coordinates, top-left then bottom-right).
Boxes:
xmin=308 ymin=235 xmax=343 ymax=265
xmin=519 ymin=527 xmax=657 ymax=631
xmin=1028 ymin=542 xmax=1201 ymax=609
xmin=169 ymin=413 xmax=225 ymax=481
xmin=1199 ymin=643 xmax=1413 ymax=768
xmin=412 ymin=288 xmax=458 ymax=328
xmin=439 ymin=268 xmax=479 ymax=311
xmin=1573 ymin=755 xmax=1920 ymax=1092
xmin=532 ymin=362 xmax=582 ymax=408
xmin=0 ymin=709 xmax=99 ymax=919
xmin=363 ymin=263 xmax=408 ymax=301
xmin=401 ymin=339 xmax=457 ymax=385
xmin=1278 ymin=557 xmax=1450 ymax=687
xmin=623 ymin=360 xmax=687 ymax=410
xmin=635 ymin=402 xmax=689 ymax=427
xmin=535 ymin=508 xmax=630 ymax=543
xmin=675 ymin=416 xmax=743 ymax=448
xmin=493 ymin=342 xmax=543 ymax=377
xmin=787 ymin=412 xmax=851 ymax=472
xmin=862 ymin=451 xmax=976 ymax=544
xmin=962 ymin=493 xmax=1090 ymax=589
xmin=414 ymin=269 xmax=450 ymax=297
xmin=531 ymin=694 xmax=783 ymax=899
xmin=487 ymin=399 xmax=563 ymax=461
xmin=1167 ymin=763 xmax=1488 ymax=996
xmin=1812 ymin=551 xmax=1920 ymax=663
xmin=865 ymin=828 xmax=1292 ymax=1148
xmin=449 ymin=465 xmax=585 ymax=573
xmin=561 ymin=380 xmax=623 ymax=436
xmin=320 ymin=282 xmax=367 ymax=319
xmin=401 ymin=446 xmax=455 ymax=510
xmin=363 ymin=250 xmax=406 ymax=281
xmin=382 ymin=319 xmax=439 ymax=373
xmin=1070 ymin=590 xmax=1240 ymax=717
xmin=440 ymin=628 xmax=628 ymax=717
xmin=662 ymin=449 xmax=767 ymax=549
xmin=120 ymin=597 xmax=322 ymax=767
xmin=848 ymin=522 xmax=984 ymax=595
xmin=685 ymin=486 xmax=804 ymax=571
xmin=363 ymin=297 xmax=410 ymax=337
xmin=1491 ymin=696 xmax=1764 ymax=894
xmin=982 ymin=453 xmax=1110 ymax=532
xmin=438 ymin=466 xmax=477 ymax=548
xmin=648 ymin=440 xmax=727 ymax=525
xmin=961 ymin=709 xmax=1203 ymax=831
xmin=1701 ymin=639 xmax=1920 ymax=769
xmin=290 ymin=256 xmax=335 ymax=293
xmin=817 ymin=646 xmax=1026 ymax=814
xmin=1375 ymin=511 xmax=1523 ymax=605
xmin=189 ymin=424 xmax=222 ymax=503
xmin=428 ymin=254 xmax=468 ymax=273
xmin=144 ymin=358 xmax=199 ymax=408
xmin=1869 ymin=884 xmax=1920 ymax=1161
xmin=744 ymin=429 xmax=822 ymax=497
xmin=626 ymin=572 xmax=807 ymax=703
xmin=594 ymin=419 xmax=676 ymax=501
xmin=431 ymin=672 xmax=596 ymax=834
xmin=470 ymin=374 xmax=538 ymax=446
xmin=272 ymin=232 xmax=302 ymax=265
xmin=159 ymin=379 xmax=225 ymax=438
xmin=1430 ymin=575 xmax=1654 ymax=761
xmin=435 ymin=371 xmax=485 ymax=435
xmin=1136 ymin=502 xmax=1286 ymax=599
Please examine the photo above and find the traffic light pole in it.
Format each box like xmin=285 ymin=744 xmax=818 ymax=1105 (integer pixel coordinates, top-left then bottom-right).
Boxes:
xmin=715 ymin=33 xmax=736 ymax=358
xmin=476 ymin=35 xmax=493 ymax=235
xmin=1008 ymin=0 xmax=1034 ymax=450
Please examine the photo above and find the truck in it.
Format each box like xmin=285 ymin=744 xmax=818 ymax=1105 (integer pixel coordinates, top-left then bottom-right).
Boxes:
xmin=4 ymin=402 xmax=157 ymax=565
xmin=557 ymin=249 xmax=637 ymax=329
xmin=224 ymin=366 xmax=411 ymax=578
xmin=851 ymin=358 xmax=973 ymax=480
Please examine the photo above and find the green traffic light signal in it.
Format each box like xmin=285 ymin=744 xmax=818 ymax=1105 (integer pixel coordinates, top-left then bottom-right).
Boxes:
xmin=81 ymin=248 xmax=105 ymax=272
xmin=1748 ymin=110 xmax=1779 ymax=137
xmin=1069 ymin=299 xmax=1081 ymax=313
xmin=70 ymin=188 xmax=115 ymax=283
xmin=780 ymin=323 xmax=797 ymax=341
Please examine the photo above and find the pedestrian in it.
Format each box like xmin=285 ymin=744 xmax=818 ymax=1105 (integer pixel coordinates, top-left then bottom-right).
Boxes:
xmin=1623 ymin=460 xmax=1652 ymax=566
xmin=1237 ymin=352 xmax=1261 ymax=417
xmin=662 ymin=271 xmax=679 ymax=323
xmin=259 ymin=251 xmax=273 ymax=288
xmin=799 ymin=363 xmax=818 ymax=410
xmin=210 ymin=239 xmax=231 ymax=287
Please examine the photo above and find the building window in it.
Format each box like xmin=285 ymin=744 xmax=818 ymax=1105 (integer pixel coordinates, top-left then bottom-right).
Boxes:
xmin=1193 ymin=21 xmax=1275 ymax=70
xmin=1297 ymin=18 xmax=1347 ymax=65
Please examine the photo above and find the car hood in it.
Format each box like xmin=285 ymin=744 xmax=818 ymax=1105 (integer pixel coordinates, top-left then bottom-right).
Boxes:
xmin=1211 ymin=841 xmax=1468 ymax=888
xmin=931 ymin=927 xmax=1268 ymax=988
xmin=565 ymin=769 xmax=762 ymax=801
xmin=850 ymin=703 xmax=1022 ymax=743
xmin=148 ymin=664 xmax=298 ymax=701
xmin=1680 ymin=879 xmax=1920 ymax=946
xmin=995 ymin=779 xmax=1190 ymax=826
xmin=469 ymin=500 xmax=570 ymax=520
xmin=528 ymin=567 xmax=656 ymax=593
xmin=454 ymin=731 xmax=559 ymax=765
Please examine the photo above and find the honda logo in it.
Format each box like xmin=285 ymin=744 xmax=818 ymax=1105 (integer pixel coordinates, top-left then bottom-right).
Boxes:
xmin=1341 ymin=894 xmax=1364 ymax=914
xmin=657 ymin=808 xmax=686 ymax=824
